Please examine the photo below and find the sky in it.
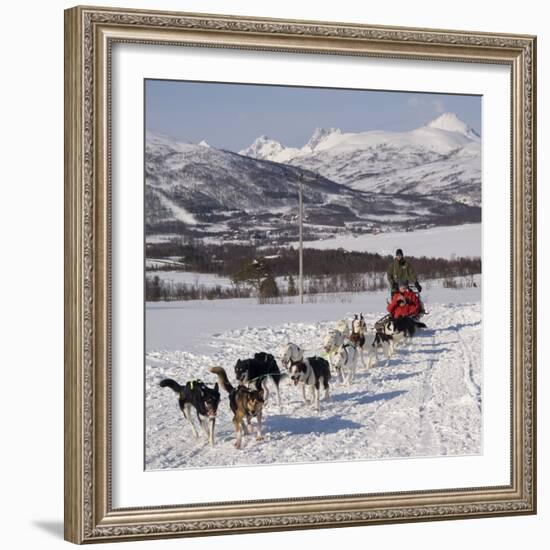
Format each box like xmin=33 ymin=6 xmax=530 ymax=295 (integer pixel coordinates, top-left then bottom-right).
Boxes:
xmin=145 ymin=79 xmax=481 ymax=152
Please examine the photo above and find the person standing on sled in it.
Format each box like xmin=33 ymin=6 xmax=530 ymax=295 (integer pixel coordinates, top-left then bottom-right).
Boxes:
xmin=387 ymin=280 xmax=421 ymax=319
xmin=387 ymin=248 xmax=422 ymax=294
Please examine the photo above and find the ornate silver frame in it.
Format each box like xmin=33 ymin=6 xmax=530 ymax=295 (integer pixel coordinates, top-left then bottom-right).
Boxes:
xmin=64 ymin=5 xmax=537 ymax=544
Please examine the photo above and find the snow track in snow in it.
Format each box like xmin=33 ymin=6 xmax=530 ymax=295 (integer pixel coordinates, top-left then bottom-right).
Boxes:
xmin=145 ymin=299 xmax=482 ymax=470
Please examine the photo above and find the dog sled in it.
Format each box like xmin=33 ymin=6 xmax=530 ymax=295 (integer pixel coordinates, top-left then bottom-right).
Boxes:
xmin=375 ymin=290 xmax=427 ymax=333
xmin=374 ymin=313 xmax=393 ymax=333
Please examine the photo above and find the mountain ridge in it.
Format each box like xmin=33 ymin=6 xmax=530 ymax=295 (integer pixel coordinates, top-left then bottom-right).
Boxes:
xmin=145 ymin=128 xmax=480 ymax=244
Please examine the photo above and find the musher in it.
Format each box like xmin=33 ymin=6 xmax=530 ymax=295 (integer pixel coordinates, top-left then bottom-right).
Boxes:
xmin=387 ymin=248 xmax=422 ymax=294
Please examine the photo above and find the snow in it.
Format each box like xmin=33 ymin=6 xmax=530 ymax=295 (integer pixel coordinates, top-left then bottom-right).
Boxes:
xmin=146 ymin=258 xmax=187 ymax=269
xmin=291 ymin=223 xmax=481 ymax=259
xmin=146 ymin=122 xmax=481 ymax=242
xmin=240 ymin=114 xmax=477 ymax=163
xmin=155 ymin=193 xmax=198 ymax=225
xmin=146 ymin=271 xmax=234 ymax=288
xmin=238 ymin=135 xmax=300 ymax=163
xmin=240 ymin=113 xmax=477 ymax=159
xmin=145 ymin=280 xmax=481 ymax=470
xmin=236 ymin=113 xmax=481 ymax=206
xmin=303 ymin=127 xmax=342 ymax=151
xmin=145 ymin=270 xmax=293 ymax=292
xmin=145 ymin=234 xmax=182 ymax=244
xmin=356 ymin=142 xmax=481 ymax=205
xmin=427 ymin=112 xmax=480 ymax=141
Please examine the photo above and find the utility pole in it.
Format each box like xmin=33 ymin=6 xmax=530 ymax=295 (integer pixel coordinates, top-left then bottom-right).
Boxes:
xmin=296 ymin=173 xmax=317 ymax=304
xmin=299 ymin=174 xmax=304 ymax=304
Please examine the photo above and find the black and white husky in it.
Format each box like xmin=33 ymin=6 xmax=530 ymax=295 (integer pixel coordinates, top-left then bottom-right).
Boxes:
xmin=279 ymin=342 xmax=304 ymax=369
xmin=288 ymin=356 xmax=331 ymax=412
xmin=352 ymin=313 xmax=394 ymax=365
xmin=159 ymin=378 xmax=220 ymax=447
xmin=234 ymin=352 xmax=283 ymax=407
xmin=383 ymin=316 xmax=427 ymax=347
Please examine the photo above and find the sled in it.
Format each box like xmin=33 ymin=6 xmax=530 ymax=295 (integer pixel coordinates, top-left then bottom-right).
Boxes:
xmin=375 ymin=289 xmax=428 ymax=332
xmin=413 ymin=289 xmax=428 ymax=319
xmin=374 ymin=314 xmax=392 ymax=333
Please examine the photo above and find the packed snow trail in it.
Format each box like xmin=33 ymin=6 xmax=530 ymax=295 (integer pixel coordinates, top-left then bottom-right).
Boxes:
xmin=145 ymin=293 xmax=481 ymax=470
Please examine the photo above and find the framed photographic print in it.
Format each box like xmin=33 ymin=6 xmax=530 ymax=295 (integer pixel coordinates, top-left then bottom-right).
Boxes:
xmin=64 ymin=5 xmax=537 ymax=544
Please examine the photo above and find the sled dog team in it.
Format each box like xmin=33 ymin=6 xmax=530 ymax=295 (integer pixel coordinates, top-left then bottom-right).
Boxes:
xmin=160 ymin=312 xmax=425 ymax=449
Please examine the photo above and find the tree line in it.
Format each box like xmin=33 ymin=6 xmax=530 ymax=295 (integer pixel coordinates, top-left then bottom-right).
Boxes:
xmin=146 ymin=239 xmax=481 ymax=280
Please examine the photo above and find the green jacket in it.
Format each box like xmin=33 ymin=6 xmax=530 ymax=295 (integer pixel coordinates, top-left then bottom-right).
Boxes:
xmin=387 ymin=258 xmax=418 ymax=288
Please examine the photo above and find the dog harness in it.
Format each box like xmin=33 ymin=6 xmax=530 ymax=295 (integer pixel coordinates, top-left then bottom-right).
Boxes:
xmin=187 ymin=379 xmax=203 ymax=391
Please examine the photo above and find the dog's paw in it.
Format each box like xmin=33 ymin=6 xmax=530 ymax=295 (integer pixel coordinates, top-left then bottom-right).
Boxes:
xmin=256 ymin=435 xmax=264 ymax=442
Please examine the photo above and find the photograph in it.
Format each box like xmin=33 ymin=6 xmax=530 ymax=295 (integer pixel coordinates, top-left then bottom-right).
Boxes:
xmin=144 ymin=80 xmax=483 ymax=470
xmin=62 ymin=4 xmax=537 ymax=543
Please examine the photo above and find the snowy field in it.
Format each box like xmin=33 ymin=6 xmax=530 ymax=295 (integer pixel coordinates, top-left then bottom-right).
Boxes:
xmin=293 ymin=223 xmax=481 ymax=259
xmin=146 ymin=279 xmax=482 ymax=470
xmin=147 ymin=224 xmax=481 ymax=261
xmin=146 ymin=270 xmax=235 ymax=288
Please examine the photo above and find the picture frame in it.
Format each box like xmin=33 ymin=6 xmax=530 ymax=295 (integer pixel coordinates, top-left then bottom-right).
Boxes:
xmin=64 ymin=5 xmax=537 ymax=544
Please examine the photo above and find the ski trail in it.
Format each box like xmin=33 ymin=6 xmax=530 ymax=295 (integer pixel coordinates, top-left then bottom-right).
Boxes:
xmin=416 ymin=329 xmax=441 ymax=456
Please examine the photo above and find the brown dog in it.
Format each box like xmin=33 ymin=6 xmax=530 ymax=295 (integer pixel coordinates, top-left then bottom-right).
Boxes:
xmin=209 ymin=367 xmax=264 ymax=449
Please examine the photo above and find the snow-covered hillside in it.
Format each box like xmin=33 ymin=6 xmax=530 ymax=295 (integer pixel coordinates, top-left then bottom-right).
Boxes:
xmin=145 ymin=282 xmax=481 ymax=469
xmin=292 ymin=223 xmax=482 ymax=259
xmin=145 ymin=129 xmax=480 ymax=243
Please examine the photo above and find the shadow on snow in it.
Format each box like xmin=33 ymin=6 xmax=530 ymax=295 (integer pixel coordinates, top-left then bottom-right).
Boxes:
xmin=265 ymin=414 xmax=362 ymax=435
xmin=328 ymin=389 xmax=407 ymax=406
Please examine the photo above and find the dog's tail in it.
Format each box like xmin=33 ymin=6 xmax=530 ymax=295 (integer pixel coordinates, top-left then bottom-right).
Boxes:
xmin=209 ymin=367 xmax=234 ymax=394
xmin=159 ymin=378 xmax=183 ymax=394
xmin=414 ymin=321 xmax=427 ymax=328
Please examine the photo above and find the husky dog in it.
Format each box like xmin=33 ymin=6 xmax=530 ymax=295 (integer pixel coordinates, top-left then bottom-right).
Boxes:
xmin=351 ymin=312 xmax=394 ymax=367
xmin=159 ymin=378 xmax=220 ymax=447
xmin=335 ymin=319 xmax=351 ymax=339
xmin=383 ymin=316 xmax=427 ymax=347
xmin=329 ymin=342 xmax=359 ymax=385
xmin=288 ymin=357 xmax=331 ymax=412
xmin=350 ymin=314 xmax=367 ymax=341
xmin=374 ymin=331 xmax=396 ymax=358
xmin=322 ymin=328 xmax=346 ymax=350
xmin=350 ymin=314 xmax=367 ymax=367
xmin=279 ymin=342 xmax=304 ymax=369
xmin=323 ymin=329 xmax=358 ymax=384
xmin=209 ymin=367 xmax=264 ymax=449
xmin=234 ymin=352 xmax=283 ymax=407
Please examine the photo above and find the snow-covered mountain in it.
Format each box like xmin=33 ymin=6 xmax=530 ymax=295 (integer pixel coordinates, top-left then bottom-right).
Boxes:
xmin=239 ymin=113 xmax=481 ymax=206
xmin=146 ymin=131 xmax=367 ymax=222
xmin=427 ymin=112 xmax=480 ymax=140
xmin=238 ymin=135 xmax=300 ymax=164
xmin=145 ymin=130 xmax=479 ymax=243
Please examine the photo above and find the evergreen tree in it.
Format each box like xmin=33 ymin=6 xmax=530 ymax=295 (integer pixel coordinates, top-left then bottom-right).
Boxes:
xmin=232 ymin=257 xmax=279 ymax=303
xmin=259 ymin=273 xmax=280 ymax=303
xmin=151 ymin=275 xmax=161 ymax=301
xmin=287 ymin=274 xmax=297 ymax=296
